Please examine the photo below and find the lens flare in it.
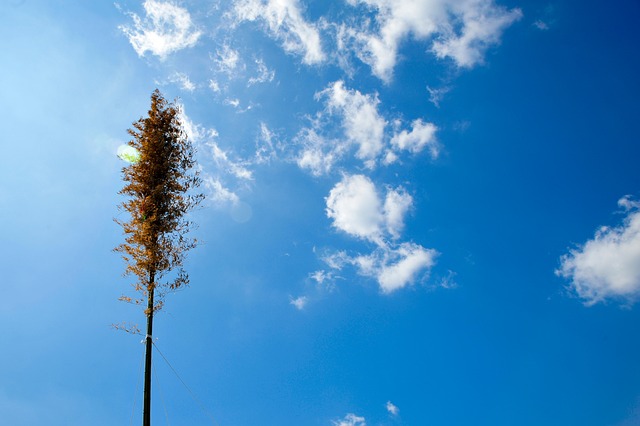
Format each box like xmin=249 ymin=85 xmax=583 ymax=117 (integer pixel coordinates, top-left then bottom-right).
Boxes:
xmin=117 ymin=145 xmax=141 ymax=164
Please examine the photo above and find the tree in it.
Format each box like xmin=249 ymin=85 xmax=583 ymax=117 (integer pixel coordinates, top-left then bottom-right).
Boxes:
xmin=115 ymin=89 xmax=203 ymax=426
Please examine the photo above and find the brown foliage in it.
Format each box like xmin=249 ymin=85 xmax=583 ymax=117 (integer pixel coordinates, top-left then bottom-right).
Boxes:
xmin=115 ymin=89 xmax=204 ymax=315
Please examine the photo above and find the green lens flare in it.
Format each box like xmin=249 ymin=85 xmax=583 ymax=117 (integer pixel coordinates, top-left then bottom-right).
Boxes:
xmin=117 ymin=145 xmax=141 ymax=164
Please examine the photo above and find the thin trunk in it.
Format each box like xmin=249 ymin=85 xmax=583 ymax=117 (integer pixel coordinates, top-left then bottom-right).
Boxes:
xmin=143 ymin=271 xmax=155 ymax=426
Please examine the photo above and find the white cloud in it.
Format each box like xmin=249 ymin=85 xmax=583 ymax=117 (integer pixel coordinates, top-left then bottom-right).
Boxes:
xmin=386 ymin=401 xmax=399 ymax=416
xmin=377 ymin=244 xmax=437 ymax=292
xmin=208 ymin=79 xmax=221 ymax=93
xmin=295 ymin=128 xmax=346 ymax=176
xmin=431 ymin=1 xmax=523 ymax=68
xmin=120 ymin=0 xmax=201 ymax=60
xmin=438 ymin=270 xmax=458 ymax=289
xmin=390 ymin=118 xmax=439 ymax=158
xmin=207 ymin=142 xmax=253 ymax=180
xmin=384 ymin=187 xmax=413 ymax=239
xmin=333 ymin=413 xmax=366 ymax=426
xmin=341 ymin=0 xmax=521 ymax=80
xmin=618 ymin=195 xmax=640 ymax=211
xmin=326 ymin=174 xmax=414 ymax=245
xmin=296 ymin=147 xmax=325 ymax=174
xmin=225 ymin=98 xmax=241 ymax=108
xmin=255 ymin=122 xmax=280 ymax=164
xmin=533 ymin=5 xmax=556 ymax=31
xmin=179 ymin=107 xmax=252 ymax=207
xmin=214 ymin=43 xmax=242 ymax=74
xmin=320 ymin=81 xmax=386 ymax=168
xmin=313 ymin=270 xmax=339 ymax=291
xmin=178 ymin=105 xmax=218 ymax=144
xmin=321 ymin=250 xmax=351 ymax=270
xmin=248 ymin=58 xmax=276 ymax=86
xmin=382 ymin=150 xmax=398 ymax=165
xmin=427 ymin=85 xmax=451 ymax=107
xmin=557 ymin=196 xmax=640 ymax=305
xmin=326 ymin=174 xmax=385 ymax=244
xmin=290 ymin=295 xmax=308 ymax=310
xmin=296 ymin=81 xmax=438 ymax=173
xmin=310 ymin=270 xmax=326 ymax=285
xmin=222 ymin=98 xmax=254 ymax=113
xmin=167 ymin=72 xmax=196 ymax=91
xmin=324 ymin=175 xmax=437 ymax=293
xmin=202 ymin=174 xmax=240 ymax=206
xmin=533 ymin=20 xmax=549 ymax=30
xmin=355 ymin=242 xmax=437 ymax=293
xmin=233 ymin=0 xmax=325 ymax=64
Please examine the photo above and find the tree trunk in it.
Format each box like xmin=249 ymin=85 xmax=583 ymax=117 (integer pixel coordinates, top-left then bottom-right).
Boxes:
xmin=143 ymin=273 xmax=155 ymax=426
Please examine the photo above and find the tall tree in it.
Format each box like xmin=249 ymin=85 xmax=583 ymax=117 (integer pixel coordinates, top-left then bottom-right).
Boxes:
xmin=115 ymin=89 xmax=203 ymax=426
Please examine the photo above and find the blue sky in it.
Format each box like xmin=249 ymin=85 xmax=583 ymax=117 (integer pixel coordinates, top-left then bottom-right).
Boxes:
xmin=1 ymin=0 xmax=640 ymax=424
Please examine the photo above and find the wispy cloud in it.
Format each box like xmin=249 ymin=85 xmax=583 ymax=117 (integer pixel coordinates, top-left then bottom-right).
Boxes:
xmin=214 ymin=43 xmax=243 ymax=74
xmin=386 ymin=401 xmax=399 ymax=416
xmin=557 ymin=196 xmax=640 ymax=305
xmin=321 ymin=250 xmax=352 ymax=271
xmin=178 ymin=105 xmax=218 ymax=145
xmin=290 ymin=295 xmax=308 ymax=310
xmin=223 ymin=98 xmax=255 ymax=113
xmin=332 ymin=413 xmax=366 ymax=426
xmin=225 ymin=98 xmax=241 ymax=108
xmin=295 ymin=125 xmax=346 ymax=176
xmin=532 ymin=4 xmax=557 ymax=31
xmin=533 ymin=20 xmax=549 ymax=30
xmin=248 ymin=58 xmax=276 ymax=86
xmin=438 ymin=270 xmax=458 ymax=289
xmin=165 ymin=72 xmax=196 ymax=92
xmin=208 ymin=79 xmax=221 ymax=93
xmin=309 ymin=269 xmax=338 ymax=290
xmin=179 ymin=106 xmax=251 ymax=207
xmin=255 ymin=122 xmax=281 ymax=164
xmin=207 ymin=141 xmax=254 ymax=180
xmin=178 ymin=105 xmax=218 ymax=144
xmin=427 ymin=85 xmax=451 ymax=108
xmin=233 ymin=0 xmax=325 ymax=64
xmin=202 ymin=174 xmax=240 ymax=205
xmin=431 ymin=1 xmax=523 ymax=68
xmin=120 ymin=0 xmax=201 ymax=60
